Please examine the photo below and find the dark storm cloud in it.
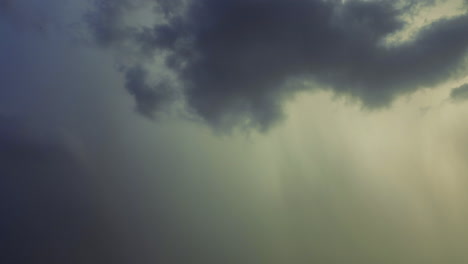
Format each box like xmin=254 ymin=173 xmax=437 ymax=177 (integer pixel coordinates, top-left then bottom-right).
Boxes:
xmin=124 ymin=64 xmax=176 ymax=118
xmin=87 ymin=0 xmax=468 ymax=130
xmin=450 ymin=83 xmax=468 ymax=102
xmin=85 ymin=0 xmax=185 ymax=47
xmin=0 ymin=118 xmax=86 ymax=263
xmin=0 ymin=118 xmax=138 ymax=264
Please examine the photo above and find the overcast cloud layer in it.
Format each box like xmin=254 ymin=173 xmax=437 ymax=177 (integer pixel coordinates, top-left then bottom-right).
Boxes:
xmin=3 ymin=1 xmax=468 ymax=264
xmin=87 ymin=0 xmax=468 ymax=129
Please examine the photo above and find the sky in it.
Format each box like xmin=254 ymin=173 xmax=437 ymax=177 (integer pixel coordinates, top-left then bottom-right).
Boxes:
xmin=1 ymin=0 xmax=468 ymax=263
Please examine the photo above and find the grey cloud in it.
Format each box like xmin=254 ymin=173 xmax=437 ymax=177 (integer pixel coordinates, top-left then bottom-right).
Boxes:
xmin=85 ymin=0 xmax=140 ymax=47
xmin=450 ymin=83 xmax=468 ymax=102
xmin=124 ymin=64 xmax=176 ymax=118
xmin=0 ymin=117 xmax=155 ymax=264
xmin=87 ymin=0 xmax=468 ymax=130
xmin=85 ymin=0 xmax=184 ymax=47
xmin=0 ymin=118 xmax=90 ymax=263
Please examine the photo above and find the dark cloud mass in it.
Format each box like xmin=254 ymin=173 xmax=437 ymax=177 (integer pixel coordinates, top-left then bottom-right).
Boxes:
xmin=86 ymin=0 xmax=142 ymax=47
xmin=451 ymin=83 xmax=468 ymax=101
xmin=5 ymin=1 xmax=468 ymax=263
xmin=0 ymin=118 xmax=169 ymax=264
xmin=87 ymin=0 xmax=468 ymax=129
xmin=124 ymin=65 xmax=176 ymax=118
xmin=0 ymin=118 xmax=95 ymax=263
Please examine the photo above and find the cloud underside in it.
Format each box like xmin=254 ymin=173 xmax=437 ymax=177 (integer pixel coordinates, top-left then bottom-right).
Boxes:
xmin=88 ymin=0 xmax=468 ymax=130
xmin=451 ymin=83 xmax=468 ymax=101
